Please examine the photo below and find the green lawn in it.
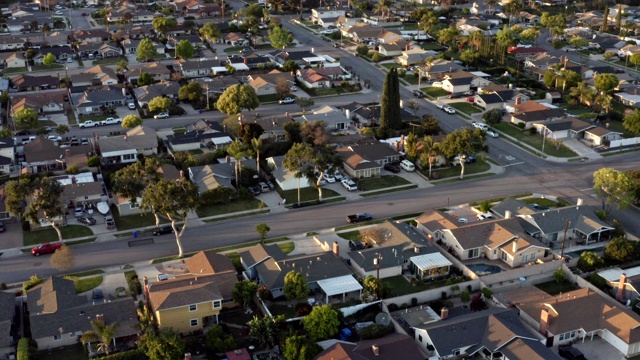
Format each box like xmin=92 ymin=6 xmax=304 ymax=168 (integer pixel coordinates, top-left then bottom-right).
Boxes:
xmin=24 ymin=225 xmax=94 ymax=246
xmin=493 ymin=122 xmax=577 ymax=158
xmin=337 ymin=230 xmax=362 ymax=241
xmin=1 ymin=66 xmax=28 ymax=75
xmin=535 ymin=280 xmax=579 ymax=296
xmin=258 ymin=93 xmax=291 ymax=103
xmin=279 ymin=187 xmax=339 ymax=204
xmin=421 ymin=42 xmax=445 ymax=51
xmin=561 ymin=104 xmax=591 ymax=116
xmin=448 ymin=102 xmax=483 ymax=114
xmin=278 ymin=241 xmax=295 ymax=254
xmin=268 ymin=303 xmax=297 ymax=318
xmin=37 ymin=343 xmax=87 ymax=360
xmin=68 ymin=269 xmax=105 ymax=277
xmin=381 ymin=275 xmax=452 ymax=297
xmin=403 ymin=23 xmax=419 ymax=30
xmin=381 ymin=63 xmax=397 ymax=70
xmin=224 ymin=46 xmax=245 ymax=53
xmin=226 ymin=252 xmax=243 ymax=273
xmin=425 ymin=160 xmax=491 ymax=179
xmin=32 ymin=64 xmax=64 ymax=71
xmin=422 ymin=87 xmax=448 ymax=98
xmin=92 ymin=57 xmax=127 ymax=65
xmin=74 ymin=275 xmax=103 ymax=293
xmin=197 ymin=198 xmax=264 ymax=218
xmin=357 ymin=175 xmax=411 ymax=191
xmin=400 ymin=74 xmax=423 ymax=85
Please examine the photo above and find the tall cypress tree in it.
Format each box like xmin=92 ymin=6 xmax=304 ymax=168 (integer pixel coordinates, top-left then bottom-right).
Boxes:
xmin=615 ymin=5 xmax=622 ymax=32
xmin=380 ymin=67 xmax=402 ymax=131
xmin=602 ymin=7 xmax=609 ymax=32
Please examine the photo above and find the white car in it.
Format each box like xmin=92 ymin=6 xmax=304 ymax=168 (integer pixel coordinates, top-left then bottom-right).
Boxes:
xmin=54 ymin=10 xmax=63 ymax=15
xmin=128 ymin=103 xmax=136 ymax=110
xmin=435 ymin=103 xmax=445 ymax=110
xmin=476 ymin=213 xmax=494 ymax=221
xmin=101 ymin=117 xmax=122 ymax=126
xmin=322 ymin=173 xmax=336 ymax=183
xmin=486 ymin=130 xmax=499 ymax=138
xmin=154 ymin=112 xmax=169 ymax=119
xmin=47 ymin=135 xmax=62 ymax=141
xmin=432 ymin=81 xmax=443 ymax=88
xmin=279 ymin=97 xmax=295 ymax=104
xmin=79 ymin=120 xmax=99 ymax=128
xmin=333 ymin=171 xmax=343 ymax=181
xmin=444 ymin=106 xmax=456 ymax=114
xmin=341 ymin=178 xmax=357 ymax=191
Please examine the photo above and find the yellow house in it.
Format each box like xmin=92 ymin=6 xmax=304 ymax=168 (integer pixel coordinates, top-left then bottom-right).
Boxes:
xmin=145 ymin=251 xmax=237 ymax=333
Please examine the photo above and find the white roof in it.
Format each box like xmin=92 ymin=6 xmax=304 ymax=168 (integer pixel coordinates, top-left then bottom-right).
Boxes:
xmin=54 ymin=172 xmax=95 ymax=185
xmin=470 ymin=71 xmax=491 ymax=78
xmin=598 ymin=266 xmax=640 ymax=282
xmin=302 ymin=56 xmax=327 ymax=63
xmin=410 ymin=252 xmax=452 ymax=271
xmin=230 ymin=63 xmax=249 ymax=71
xmin=210 ymin=136 xmax=233 ymax=145
xmin=316 ymin=275 xmax=362 ymax=297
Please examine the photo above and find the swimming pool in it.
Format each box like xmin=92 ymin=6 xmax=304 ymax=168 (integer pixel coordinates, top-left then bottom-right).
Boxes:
xmin=467 ymin=264 xmax=504 ymax=275
xmin=564 ymin=246 xmax=605 ymax=259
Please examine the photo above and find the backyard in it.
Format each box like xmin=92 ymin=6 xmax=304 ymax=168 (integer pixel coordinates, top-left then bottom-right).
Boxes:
xmin=535 ymin=280 xmax=579 ymax=296
xmin=381 ymin=275 xmax=453 ymax=297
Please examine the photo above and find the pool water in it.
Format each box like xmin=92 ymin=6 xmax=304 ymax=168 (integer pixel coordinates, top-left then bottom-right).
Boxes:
xmin=467 ymin=264 xmax=504 ymax=275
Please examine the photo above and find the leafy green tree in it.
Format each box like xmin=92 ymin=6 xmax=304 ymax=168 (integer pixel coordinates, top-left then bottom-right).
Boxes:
xmin=301 ymin=305 xmax=340 ymax=341
xmin=178 ymin=82 xmax=203 ymax=102
xmin=441 ymin=127 xmax=485 ymax=179
xmin=269 ymin=25 xmax=293 ymax=49
xmin=602 ymin=6 xmax=609 ymax=32
xmin=437 ymin=26 xmax=460 ymax=48
xmin=554 ymin=268 xmax=567 ymax=283
xmin=624 ymin=109 xmax=640 ymax=136
xmin=141 ymin=179 xmax=199 ymax=258
xmin=139 ymin=328 xmax=185 ymax=360
xmin=630 ymin=53 xmax=640 ymax=71
xmin=460 ymin=49 xmax=479 ymax=66
xmin=460 ymin=290 xmax=471 ymax=303
xmin=232 ymin=279 xmax=259 ymax=309
xmin=519 ymin=28 xmax=540 ymax=43
xmin=137 ymin=72 xmax=154 ymax=86
xmin=176 ymin=40 xmax=195 ymax=60
xmin=256 ymin=223 xmax=270 ymax=243
xmin=496 ymin=25 xmax=516 ymax=48
xmin=215 ymin=84 xmax=260 ymax=115
xmin=122 ymin=114 xmax=143 ymax=128
xmin=12 ymin=108 xmax=39 ymax=129
xmin=249 ymin=315 xmax=284 ymax=348
xmin=594 ymin=73 xmax=619 ymax=94
xmin=569 ymin=81 xmax=596 ymax=107
xmin=136 ymin=38 xmax=157 ymax=61
xmin=204 ymin=325 xmax=235 ymax=352
xmin=362 ymin=275 xmax=379 ymax=301
xmin=43 ymin=53 xmax=56 ymax=65
xmin=55 ymin=124 xmax=69 ymax=136
xmin=483 ymin=108 xmax=503 ymax=124
xmin=605 ymin=237 xmax=637 ymax=263
xmin=148 ymin=96 xmax=172 ymax=113
xmin=282 ymin=60 xmax=299 ymax=72
xmin=295 ymin=97 xmax=315 ymax=113
xmin=199 ymin=21 xmax=222 ymax=41
xmin=568 ymin=36 xmax=589 ymax=48
xmin=356 ymin=44 xmax=369 ymax=56
xmin=0 ymin=128 xmax=12 ymax=138
xmin=112 ymin=158 xmax=163 ymax=226
xmin=380 ymin=66 xmax=401 ymax=131
xmin=284 ymin=270 xmax=309 ymax=301
xmin=283 ymin=143 xmax=315 ymax=205
xmin=80 ymin=320 xmax=119 ymax=355
xmin=117 ymin=59 xmax=128 ymax=73
xmin=405 ymin=132 xmax=418 ymax=162
xmin=152 ymin=16 xmax=177 ymax=35
xmin=283 ymin=335 xmax=323 ymax=360
xmin=593 ymin=168 xmax=639 ymax=214
xmin=5 ymin=177 xmax=64 ymax=242
xmin=307 ymin=144 xmax=342 ymax=201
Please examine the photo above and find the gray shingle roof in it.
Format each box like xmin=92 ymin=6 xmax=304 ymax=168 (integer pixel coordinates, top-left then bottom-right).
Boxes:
xmin=522 ymin=206 xmax=613 ymax=237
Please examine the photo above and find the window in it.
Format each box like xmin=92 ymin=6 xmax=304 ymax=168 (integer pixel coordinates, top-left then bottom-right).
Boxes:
xmin=53 ymin=334 xmax=62 ymax=340
xmin=522 ymin=254 xmax=528 ymax=263
xmin=418 ymin=335 xmax=423 ymax=342
xmin=468 ymin=248 xmax=480 ymax=258
xmin=559 ymin=330 xmax=577 ymax=341
xmin=501 ymin=250 xmax=509 ymax=261
xmin=531 ymin=252 xmax=536 ymax=261
xmin=213 ymin=300 xmax=222 ymax=308
xmin=122 ymin=154 xmax=136 ymax=161
xmin=189 ymin=304 xmax=197 ymax=312
xmin=190 ymin=319 xmax=198 ymax=327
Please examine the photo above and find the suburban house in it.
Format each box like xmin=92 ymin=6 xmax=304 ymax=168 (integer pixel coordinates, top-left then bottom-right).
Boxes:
xmin=247 ymin=70 xmax=295 ymax=96
xmin=474 ymin=93 xmax=508 ymax=111
xmin=22 ymin=139 xmax=90 ymax=174
xmin=598 ymin=267 xmax=640 ymax=302
xmin=510 ymin=108 xmax=566 ymax=129
xmin=415 ymin=210 xmax=550 ymax=268
xmin=72 ymin=86 xmax=128 ymax=116
xmin=166 ymin=119 xmax=233 ymax=154
xmin=27 ymin=277 xmax=138 ymax=353
xmin=507 ymin=46 xmax=547 ymax=59
xmin=70 ymin=65 xmax=119 ymax=88
xmin=179 ymin=59 xmax=219 ymax=78
xmin=57 ymin=172 xmax=104 ymax=207
xmin=188 ymin=164 xmax=234 ymax=194
xmin=70 ymin=29 xmax=110 ymax=44
xmin=95 ymin=125 xmax=158 ymax=165
xmin=10 ymin=89 xmax=67 ymax=115
xmin=144 ymin=251 xmax=238 ymax=333
xmin=423 ymin=59 xmax=464 ymax=79
xmin=343 ymin=24 xmax=384 ymax=43
xmin=0 ymin=51 xmax=26 ymax=68
xmin=414 ymin=308 xmax=561 ymax=360
xmin=34 ymin=46 xmax=74 ymax=64
xmin=533 ymin=117 xmax=599 ymax=142
xmin=347 ymin=221 xmax=452 ymax=281
xmin=0 ymin=138 xmax=15 ymax=174
xmin=583 ymin=126 xmax=623 ymax=147
xmin=378 ymin=40 xmax=415 ymax=57
xmin=341 ymin=102 xmax=379 ymax=128
xmin=133 ymin=81 xmax=181 ymax=108
xmin=239 ymin=243 xmax=361 ymax=303
xmin=126 ymin=63 xmax=173 ymax=83
xmin=300 ymin=106 xmax=352 ymax=131
xmin=295 ymin=68 xmax=331 ymax=89
xmin=501 ymin=287 xmax=640 ymax=357
xmin=396 ymin=48 xmax=433 ymax=67
xmin=11 ymin=74 xmax=60 ymax=92
xmin=311 ymin=9 xmax=346 ymax=28
xmin=316 ymin=333 xmax=426 ymax=360
xmin=441 ymin=71 xmax=476 ymax=94
xmin=517 ymin=205 xmax=615 ymax=246
xmin=267 ymin=155 xmax=311 ymax=191
xmin=336 ymin=142 xmax=402 ymax=179
xmin=0 ymin=291 xmax=15 ymax=358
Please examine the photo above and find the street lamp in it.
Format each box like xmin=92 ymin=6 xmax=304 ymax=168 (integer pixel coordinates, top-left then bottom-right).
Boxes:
xmin=373 ymin=253 xmax=382 ymax=299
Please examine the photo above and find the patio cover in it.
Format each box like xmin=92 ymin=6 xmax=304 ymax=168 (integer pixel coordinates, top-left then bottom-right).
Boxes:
xmin=410 ymin=252 xmax=452 ymax=271
xmin=317 ymin=275 xmax=363 ymax=303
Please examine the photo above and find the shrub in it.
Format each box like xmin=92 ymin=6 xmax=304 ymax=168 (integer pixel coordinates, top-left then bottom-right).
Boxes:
xmin=517 ymin=122 xmax=526 ymax=129
xmin=100 ymin=349 xmax=148 ymax=360
xmin=125 ymin=271 xmax=142 ymax=298
xmin=23 ymin=275 xmax=44 ymax=294
xmin=0 ymin=282 xmax=6 ymax=290
xmin=371 ymin=52 xmax=381 ymax=62
xmin=481 ymin=287 xmax=493 ymax=299
xmin=387 ymin=303 xmax=398 ymax=312
xmin=295 ymin=303 xmax=313 ymax=317
xmin=358 ymin=324 xmax=393 ymax=340
xmin=17 ymin=338 xmax=29 ymax=360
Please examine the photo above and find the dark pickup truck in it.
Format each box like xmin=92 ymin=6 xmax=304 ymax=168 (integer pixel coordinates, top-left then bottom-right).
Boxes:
xmin=346 ymin=213 xmax=373 ymax=224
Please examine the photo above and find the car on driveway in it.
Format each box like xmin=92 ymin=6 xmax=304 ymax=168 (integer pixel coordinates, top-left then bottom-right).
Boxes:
xmin=247 ymin=185 xmax=262 ymax=196
xmin=154 ymin=112 xmax=169 ymax=119
xmin=443 ymin=106 xmax=456 ymax=114
xmin=486 ymin=130 xmax=499 ymax=138
xmin=448 ymin=93 xmax=464 ymax=99
xmin=74 ymin=207 xmax=84 ymax=218
xmin=78 ymin=217 xmax=96 ymax=226
xmin=31 ymin=242 xmax=63 ymax=256
xmin=47 ymin=135 xmax=62 ymax=141
xmin=92 ymin=289 xmax=104 ymax=301
xmin=128 ymin=103 xmax=136 ymax=110
xmin=279 ymin=97 xmax=295 ymax=104
xmin=558 ymin=345 xmax=586 ymax=360
xmin=0 ymin=221 xmax=5 ymax=232
xmin=322 ymin=173 xmax=336 ymax=183
xmin=413 ymin=90 xmax=426 ymax=97
xmin=466 ymin=97 xmax=475 ymax=102
xmin=384 ymin=163 xmax=401 ymax=173
xmin=341 ymin=178 xmax=358 ymax=191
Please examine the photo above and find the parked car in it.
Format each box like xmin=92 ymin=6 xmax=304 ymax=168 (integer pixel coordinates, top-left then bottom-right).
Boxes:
xmin=400 ymin=159 xmax=415 ymax=172
xmin=322 ymin=172 xmax=336 ymax=183
xmin=105 ymin=216 xmax=116 ymax=229
xmin=443 ymin=106 xmax=456 ymax=114
xmin=476 ymin=213 xmax=494 ymax=221
xmin=47 ymin=135 xmax=62 ymax=141
xmin=384 ymin=163 xmax=401 ymax=173
xmin=486 ymin=130 xmax=499 ymax=138
xmin=432 ymin=81 xmax=443 ymax=88
xmin=341 ymin=178 xmax=357 ymax=191
xmin=154 ymin=112 xmax=169 ymax=119
xmin=74 ymin=207 xmax=84 ymax=218
xmin=462 ymin=90 xmax=474 ymax=96
xmin=0 ymin=221 xmax=5 ymax=232
xmin=279 ymin=97 xmax=295 ymax=104
xmin=558 ymin=345 xmax=586 ymax=360
xmin=78 ymin=217 xmax=96 ymax=226
xmin=247 ymin=185 xmax=261 ymax=196
xmin=346 ymin=213 xmax=373 ymax=223
xmin=448 ymin=93 xmax=464 ymax=99
xmin=466 ymin=97 xmax=475 ymax=102
xmin=31 ymin=242 xmax=63 ymax=256
xmin=101 ymin=117 xmax=122 ymax=126
xmin=472 ymin=121 xmax=489 ymax=131
xmin=259 ymin=182 xmax=271 ymax=192
xmin=333 ymin=43 xmax=340 ymax=48
xmin=91 ymin=289 xmax=104 ymax=301
xmin=412 ymin=90 xmax=426 ymax=97
xmin=333 ymin=171 xmax=343 ymax=181
xmin=79 ymin=120 xmax=99 ymax=128
xmin=153 ymin=225 xmax=174 ymax=236
xmin=128 ymin=103 xmax=136 ymax=110
xmin=67 ymin=57 xmax=73 ymax=63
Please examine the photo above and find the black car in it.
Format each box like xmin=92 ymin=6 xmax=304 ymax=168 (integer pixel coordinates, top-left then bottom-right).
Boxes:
xmin=91 ymin=289 xmax=104 ymax=301
xmin=14 ymin=130 xmax=30 ymax=136
xmin=77 ymin=217 xmax=96 ymax=226
xmin=153 ymin=225 xmax=174 ymax=236
xmin=448 ymin=92 xmax=464 ymax=99
xmin=466 ymin=154 xmax=477 ymax=163
xmin=333 ymin=43 xmax=340 ymax=48
xmin=558 ymin=345 xmax=586 ymax=360
xmin=384 ymin=163 xmax=401 ymax=173
xmin=0 ymin=220 xmax=5 ymax=232
xmin=413 ymin=90 xmax=426 ymax=97
xmin=247 ymin=186 xmax=261 ymax=196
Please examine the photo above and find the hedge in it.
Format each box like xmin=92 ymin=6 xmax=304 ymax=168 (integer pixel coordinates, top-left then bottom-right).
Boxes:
xmin=99 ymin=349 xmax=148 ymax=360
xmin=17 ymin=338 xmax=29 ymax=360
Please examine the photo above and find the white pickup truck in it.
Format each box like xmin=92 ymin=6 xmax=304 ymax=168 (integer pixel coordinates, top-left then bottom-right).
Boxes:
xmin=101 ymin=117 xmax=122 ymax=126
xmin=79 ymin=120 xmax=99 ymax=128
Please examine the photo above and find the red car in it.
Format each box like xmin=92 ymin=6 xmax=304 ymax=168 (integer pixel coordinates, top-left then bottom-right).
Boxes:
xmin=31 ymin=242 xmax=63 ymax=256
xmin=466 ymin=97 xmax=475 ymax=103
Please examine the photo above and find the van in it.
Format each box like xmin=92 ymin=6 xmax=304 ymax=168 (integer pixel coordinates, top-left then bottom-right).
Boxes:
xmin=259 ymin=182 xmax=270 ymax=193
xmin=400 ymin=159 xmax=415 ymax=172
xmin=472 ymin=121 xmax=489 ymax=131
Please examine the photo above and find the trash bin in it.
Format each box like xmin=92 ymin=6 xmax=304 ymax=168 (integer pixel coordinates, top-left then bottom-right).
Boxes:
xmin=133 ymin=231 xmax=137 ymax=238
xmin=199 ymin=109 xmax=203 ymax=114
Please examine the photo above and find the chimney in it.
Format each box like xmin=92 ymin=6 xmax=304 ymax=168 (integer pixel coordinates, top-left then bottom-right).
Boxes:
xmin=512 ymin=240 xmax=518 ymax=253
xmin=184 ymin=353 xmax=192 ymax=360
xmin=617 ymin=273 xmax=627 ymax=301
xmin=96 ymin=313 xmax=104 ymax=323
xmin=539 ymin=309 xmax=550 ymax=335
xmin=576 ymin=198 xmax=583 ymax=206
xmin=333 ymin=241 xmax=339 ymax=257
xmin=515 ymin=97 xmax=521 ymax=105
xmin=393 ymin=141 xmax=399 ymax=151
xmin=179 ymin=170 xmax=184 ymax=179
xmin=440 ymin=307 xmax=449 ymax=320
xmin=371 ymin=345 xmax=379 ymax=356
xmin=428 ymin=234 xmax=434 ymax=244
xmin=504 ymin=210 xmax=512 ymax=219
xmin=414 ymin=245 xmax=419 ymax=254
xmin=405 ymin=44 xmax=409 ymax=51
xmin=449 ymin=67 xmax=453 ymax=73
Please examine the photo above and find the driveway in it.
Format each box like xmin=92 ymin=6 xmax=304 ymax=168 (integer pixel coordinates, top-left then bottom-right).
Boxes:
xmin=570 ymin=337 xmax=626 ymax=360
xmin=0 ymin=221 xmax=25 ymax=250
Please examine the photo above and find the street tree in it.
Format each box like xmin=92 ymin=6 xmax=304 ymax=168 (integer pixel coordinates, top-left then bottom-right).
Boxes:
xmin=283 ymin=335 xmax=323 ymax=360
xmin=283 ymin=142 xmax=315 ymax=205
xmin=178 ymin=82 xmax=203 ymax=102
xmin=13 ymin=108 xmax=39 ymax=129
xmin=141 ymin=178 xmax=199 ymax=258
xmin=136 ymin=38 xmax=157 ymax=61
xmin=308 ymin=145 xmax=342 ymax=201
xmin=256 ymin=222 xmax=270 ymax=243
xmin=226 ymin=139 xmax=250 ymax=190
xmin=80 ymin=320 xmax=119 ymax=355
xmin=43 ymin=53 xmax=56 ymax=65
xmin=631 ymin=53 xmax=640 ymax=71
xmin=5 ymin=177 xmax=64 ymax=242
xmin=176 ymin=40 xmax=195 ymax=60
xmin=112 ymin=158 xmax=163 ymax=226
xmin=0 ymin=128 xmax=10 ymax=138
xmin=295 ymin=97 xmax=315 ymax=113
xmin=268 ymin=25 xmax=293 ymax=49
xmin=249 ymin=315 xmax=284 ymax=349
xmin=441 ymin=127 xmax=485 ymax=179
xmin=139 ymin=328 xmax=185 ymax=360
xmin=117 ymin=60 xmax=128 ymax=73
xmin=251 ymin=137 xmax=263 ymax=178
xmin=419 ymin=136 xmax=442 ymax=178
xmin=199 ymin=22 xmax=222 ymax=41
xmin=483 ymin=108 xmax=503 ymax=124
xmin=594 ymin=73 xmax=619 ymax=94
xmin=284 ymin=270 xmax=309 ymax=301
xmin=623 ymin=109 xmax=640 ymax=136
xmin=137 ymin=72 xmax=154 ymax=86
xmin=54 ymin=124 xmax=69 ymax=136
xmin=232 ymin=279 xmax=258 ymax=309
xmin=148 ymin=96 xmax=172 ymax=113
xmin=50 ymin=245 xmax=74 ymax=273
xmin=245 ymin=3 xmax=264 ymax=18
xmin=276 ymin=77 xmax=291 ymax=98
xmin=568 ymin=36 xmax=589 ymax=49
xmin=356 ymin=44 xmax=369 ymax=56
xmin=380 ymin=66 xmax=401 ymax=131
xmin=215 ymin=84 xmax=260 ymax=115
xmin=407 ymin=99 xmax=420 ymax=117
xmin=301 ymin=120 xmax=329 ymax=145
xmin=593 ymin=168 xmax=638 ymax=215
xmin=152 ymin=16 xmax=177 ymax=35
xmin=122 ymin=114 xmax=143 ymax=129
xmin=301 ymin=305 xmax=340 ymax=341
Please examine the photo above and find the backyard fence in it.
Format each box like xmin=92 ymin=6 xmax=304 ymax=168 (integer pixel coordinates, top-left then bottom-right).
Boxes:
xmin=609 ymin=137 xmax=640 ymax=148
xmin=382 ymin=279 xmax=481 ymax=308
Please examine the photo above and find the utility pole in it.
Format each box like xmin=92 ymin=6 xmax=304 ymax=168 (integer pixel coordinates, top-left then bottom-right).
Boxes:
xmin=560 ymin=219 xmax=570 ymax=259
xmin=374 ymin=253 xmax=382 ymax=299
xmin=205 ymin=84 xmax=210 ymax=110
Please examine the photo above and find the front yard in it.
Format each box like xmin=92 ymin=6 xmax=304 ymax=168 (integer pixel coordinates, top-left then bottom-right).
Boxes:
xmin=421 ymin=87 xmax=448 ymax=98
xmin=448 ymin=102 xmax=483 ymax=114
xmin=24 ymin=225 xmax=94 ymax=246
xmin=356 ymin=175 xmax=411 ymax=191
xmin=493 ymin=122 xmax=577 ymax=158
xmin=423 ymin=160 xmax=490 ymax=180
xmin=197 ymin=198 xmax=265 ymax=218
xmin=278 ymin=187 xmax=340 ymax=204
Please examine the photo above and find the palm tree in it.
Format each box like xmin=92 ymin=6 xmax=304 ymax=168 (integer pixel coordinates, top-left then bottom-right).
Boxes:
xmin=569 ymin=81 xmax=596 ymax=107
xmin=503 ymin=0 xmax=523 ymax=26
xmin=595 ymin=93 xmax=613 ymax=114
xmin=419 ymin=136 xmax=441 ymax=178
xmin=467 ymin=31 xmax=484 ymax=51
xmin=486 ymin=0 xmax=499 ymax=15
xmin=80 ymin=320 xmax=119 ymax=355
xmin=251 ymin=137 xmax=263 ymax=180
xmin=227 ymin=140 xmax=250 ymax=190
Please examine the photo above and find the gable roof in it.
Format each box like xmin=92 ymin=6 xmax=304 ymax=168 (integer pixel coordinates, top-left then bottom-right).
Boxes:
xmin=98 ymin=125 xmax=158 ymax=153
xmin=490 ymin=197 xmax=535 ymax=217
xmin=148 ymin=276 xmax=223 ymax=311
xmin=512 ymin=109 xmax=565 ymax=122
xmin=520 ymin=205 xmax=613 ymax=236
xmin=185 ymin=251 xmax=236 ymax=275
xmin=478 ymin=93 xmax=505 ymax=104
xmin=315 ymin=333 xmax=425 ymax=360
xmin=0 ymin=291 xmax=14 ymax=348
xmin=336 ymin=142 xmax=400 ymax=170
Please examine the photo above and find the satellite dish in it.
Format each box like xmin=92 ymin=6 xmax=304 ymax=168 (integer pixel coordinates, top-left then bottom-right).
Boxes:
xmin=375 ymin=312 xmax=391 ymax=326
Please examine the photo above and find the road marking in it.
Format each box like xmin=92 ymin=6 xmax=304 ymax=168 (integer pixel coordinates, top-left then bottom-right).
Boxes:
xmin=503 ymin=162 xmax=524 ymax=167
xmin=505 ymin=155 xmax=516 ymax=161
xmin=580 ymin=188 xmax=595 ymax=192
